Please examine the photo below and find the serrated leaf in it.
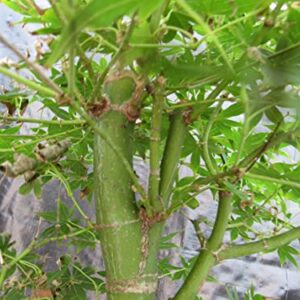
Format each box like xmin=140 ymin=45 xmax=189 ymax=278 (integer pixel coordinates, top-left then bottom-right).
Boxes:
xmin=47 ymin=0 xmax=140 ymax=65
xmin=39 ymin=211 xmax=57 ymax=223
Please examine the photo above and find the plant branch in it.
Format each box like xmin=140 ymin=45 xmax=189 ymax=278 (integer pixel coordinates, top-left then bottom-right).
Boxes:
xmin=239 ymin=128 xmax=299 ymax=170
xmin=220 ymin=226 xmax=300 ymax=260
xmin=77 ymin=46 xmax=95 ymax=81
xmin=189 ymin=80 xmax=230 ymax=121
xmin=0 ymin=127 xmax=82 ymax=153
xmin=88 ymin=13 xmax=137 ymax=102
xmin=0 ymin=66 xmax=57 ymax=97
xmin=245 ymin=172 xmax=300 ymax=189
xmin=191 ymin=219 xmax=206 ymax=248
xmin=0 ymin=34 xmax=63 ymax=95
xmin=0 ymin=115 xmax=85 ymax=126
xmin=68 ymin=44 xmax=76 ymax=97
xmin=69 ymin=100 xmax=147 ymax=200
xmin=202 ymin=101 xmax=222 ymax=175
xmin=244 ymin=119 xmax=283 ymax=173
xmin=159 ymin=110 xmax=186 ymax=206
xmin=234 ymin=87 xmax=250 ymax=165
xmin=150 ymin=0 xmax=170 ymax=32
xmin=174 ymin=190 xmax=232 ymax=300
xmin=47 ymin=165 xmax=92 ymax=226
xmin=148 ymin=78 xmax=165 ymax=211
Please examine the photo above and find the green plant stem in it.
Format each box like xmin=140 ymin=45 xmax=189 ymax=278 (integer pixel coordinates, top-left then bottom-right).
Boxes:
xmin=89 ymin=13 xmax=136 ymax=102
xmin=0 ymin=34 xmax=62 ymax=95
xmin=15 ymin=127 xmax=82 ymax=149
xmin=0 ymin=134 xmax=34 ymax=139
xmin=70 ymin=100 xmax=146 ymax=200
xmin=47 ymin=166 xmax=93 ymax=226
xmin=68 ymin=45 xmax=76 ymax=97
xmin=207 ymin=80 xmax=229 ymax=101
xmin=73 ymin=264 xmax=100 ymax=298
xmin=48 ymin=0 xmax=67 ymax=24
xmin=150 ymin=0 xmax=170 ymax=32
xmin=0 ymin=67 xmax=57 ymax=97
xmin=189 ymin=80 xmax=230 ymax=121
xmin=51 ymin=0 xmax=94 ymax=84
xmin=77 ymin=46 xmax=95 ymax=81
xmin=220 ymin=226 xmax=300 ymax=260
xmin=0 ymin=127 xmax=82 ymax=153
xmin=186 ymin=124 xmax=300 ymax=192
xmin=93 ymin=78 xmax=156 ymax=299
xmin=202 ymin=101 xmax=222 ymax=175
xmin=0 ymin=115 xmax=85 ymax=126
xmin=239 ymin=129 xmax=300 ymax=169
xmin=246 ymin=172 xmax=300 ymax=189
xmin=148 ymin=81 xmax=164 ymax=211
xmin=174 ymin=191 xmax=232 ymax=300
xmin=169 ymin=97 xmax=236 ymax=110
xmin=269 ymin=40 xmax=300 ymax=60
xmin=235 ymin=87 xmax=250 ymax=165
xmin=159 ymin=110 xmax=186 ymax=206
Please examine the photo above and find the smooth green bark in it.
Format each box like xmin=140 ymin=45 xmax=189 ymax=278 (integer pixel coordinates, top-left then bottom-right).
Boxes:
xmin=220 ymin=226 xmax=300 ymax=260
xmin=174 ymin=191 xmax=232 ymax=300
xmin=93 ymin=78 xmax=157 ymax=300
xmin=159 ymin=110 xmax=186 ymax=206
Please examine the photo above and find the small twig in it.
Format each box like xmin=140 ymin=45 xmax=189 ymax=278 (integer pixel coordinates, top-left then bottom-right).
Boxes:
xmin=47 ymin=165 xmax=93 ymax=227
xmin=0 ymin=115 xmax=85 ymax=126
xmin=68 ymin=44 xmax=76 ymax=97
xmin=0 ymin=66 xmax=57 ymax=97
xmin=244 ymin=118 xmax=284 ymax=173
xmin=12 ymin=127 xmax=82 ymax=152
xmin=234 ymin=87 xmax=250 ymax=165
xmin=24 ymin=0 xmax=45 ymax=15
xmin=0 ymin=34 xmax=63 ymax=95
xmin=77 ymin=46 xmax=95 ymax=81
xmin=202 ymin=101 xmax=222 ymax=175
xmin=190 ymin=219 xmax=206 ymax=248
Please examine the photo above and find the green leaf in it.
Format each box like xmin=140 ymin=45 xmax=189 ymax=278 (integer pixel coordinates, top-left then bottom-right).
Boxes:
xmin=278 ymin=245 xmax=299 ymax=267
xmin=139 ymin=0 xmax=164 ymax=19
xmin=265 ymin=106 xmax=283 ymax=124
xmin=39 ymin=211 xmax=57 ymax=223
xmin=33 ymin=179 xmax=42 ymax=199
xmin=224 ymin=181 xmax=248 ymax=200
xmin=187 ymin=0 xmax=265 ymax=16
xmin=230 ymin=228 xmax=239 ymax=241
xmin=47 ymin=0 xmax=140 ymax=65
xmin=160 ymin=232 xmax=178 ymax=249
xmin=43 ymin=99 xmax=71 ymax=120
xmin=19 ymin=182 xmax=33 ymax=196
xmin=219 ymin=103 xmax=243 ymax=119
xmin=58 ymin=199 xmax=73 ymax=222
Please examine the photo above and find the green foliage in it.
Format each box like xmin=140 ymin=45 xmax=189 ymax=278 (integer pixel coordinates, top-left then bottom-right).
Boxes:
xmin=1 ymin=0 xmax=300 ymax=299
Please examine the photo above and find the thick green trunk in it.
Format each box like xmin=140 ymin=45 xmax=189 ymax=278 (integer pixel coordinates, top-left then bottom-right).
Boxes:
xmin=93 ymin=77 xmax=158 ymax=300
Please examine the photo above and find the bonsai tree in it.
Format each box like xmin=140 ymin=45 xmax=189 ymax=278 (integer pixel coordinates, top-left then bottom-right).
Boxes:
xmin=1 ymin=0 xmax=300 ymax=299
